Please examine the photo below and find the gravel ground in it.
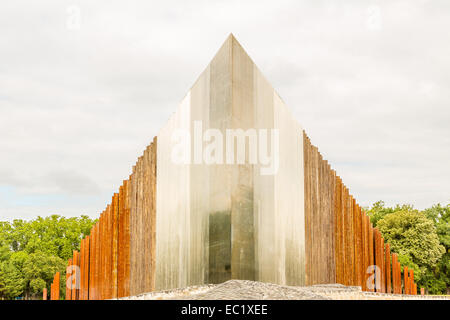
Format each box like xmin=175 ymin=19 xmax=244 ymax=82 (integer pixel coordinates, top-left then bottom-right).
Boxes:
xmin=118 ymin=280 xmax=449 ymax=300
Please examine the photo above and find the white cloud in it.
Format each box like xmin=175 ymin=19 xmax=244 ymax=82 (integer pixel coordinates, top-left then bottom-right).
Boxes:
xmin=0 ymin=0 xmax=449 ymax=220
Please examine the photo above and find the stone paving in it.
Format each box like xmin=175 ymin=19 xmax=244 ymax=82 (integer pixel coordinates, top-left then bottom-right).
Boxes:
xmin=118 ymin=280 xmax=449 ymax=300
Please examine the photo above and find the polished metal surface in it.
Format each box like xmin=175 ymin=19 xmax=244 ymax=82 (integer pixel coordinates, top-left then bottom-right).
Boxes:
xmin=155 ymin=35 xmax=305 ymax=290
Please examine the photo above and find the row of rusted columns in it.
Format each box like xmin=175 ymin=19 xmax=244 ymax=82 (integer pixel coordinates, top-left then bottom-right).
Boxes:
xmin=304 ymin=133 xmax=420 ymax=295
xmin=49 ymin=272 xmax=60 ymax=300
xmin=51 ymin=190 xmax=129 ymax=300
xmin=48 ymin=138 xmax=156 ymax=300
xmin=373 ymin=228 xmax=418 ymax=294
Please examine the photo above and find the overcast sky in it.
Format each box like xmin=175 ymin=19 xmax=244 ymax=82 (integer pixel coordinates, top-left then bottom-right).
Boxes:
xmin=0 ymin=0 xmax=449 ymax=221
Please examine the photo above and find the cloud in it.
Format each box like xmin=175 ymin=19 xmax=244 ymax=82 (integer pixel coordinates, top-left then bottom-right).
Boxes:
xmin=0 ymin=0 xmax=449 ymax=220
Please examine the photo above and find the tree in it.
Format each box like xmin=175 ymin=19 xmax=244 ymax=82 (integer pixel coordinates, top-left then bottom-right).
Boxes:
xmin=367 ymin=200 xmax=415 ymax=227
xmin=377 ymin=209 xmax=445 ymax=289
xmin=0 ymin=215 xmax=96 ymax=299
xmin=422 ymin=204 xmax=450 ymax=294
xmin=22 ymin=251 xmax=66 ymax=299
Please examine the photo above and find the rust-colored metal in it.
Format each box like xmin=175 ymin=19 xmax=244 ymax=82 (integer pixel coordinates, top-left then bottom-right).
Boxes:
xmin=343 ymin=188 xmax=350 ymax=285
xmin=83 ymin=236 xmax=90 ymax=300
xmin=71 ymin=251 xmax=78 ymax=300
xmin=392 ymin=253 xmax=398 ymax=294
xmin=334 ymin=177 xmax=342 ymax=285
xmin=368 ymin=222 xmax=374 ymax=292
xmin=80 ymin=239 xmax=85 ymax=300
xmin=374 ymin=228 xmax=381 ymax=292
xmin=104 ymin=205 xmax=110 ymax=300
xmin=421 ymin=287 xmax=425 ymax=295
xmin=385 ymin=244 xmax=391 ymax=294
xmin=380 ymin=237 xmax=385 ymax=293
xmin=112 ymin=193 xmax=119 ymax=298
xmin=404 ymin=266 xmax=409 ymax=294
xmin=409 ymin=269 xmax=414 ymax=295
xmin=99 ymin=212 xmax=104 ymax=300
xmin=54 ymin=272 xmax=60 ymax=300
xmin=118 ymin=181 xmax=131 ymax=298
xmin=341 ymin=183 xmax=347 ymax=286
xmin=67 ymin=258 xmax=73 ymax=300
xmin=348 ymin=196 xmax=355 ymax=286
xmin=354 ymin=202 xmax=362 ymax=288
xmin=89 ymin=223 xmax=96 ymax=300
xmin=94 ymin=221 xmax=100 ymax=300
xmin=76 ymin=250 xmax=80 ymax=300
xmin=43 ymin=288 xmax=47 ymax=300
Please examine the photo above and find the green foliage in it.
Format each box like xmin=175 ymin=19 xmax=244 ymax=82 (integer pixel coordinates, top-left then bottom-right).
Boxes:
xmin=0 ymin=215 xmax=96 ymax=300
xmin=422 ymin=204 xmax=450 ymax=294
xmin=367 ymin=200 xmax=414 ymax=227
xmin=368 ymin=201 xmax=449 ymax=294
xmin=377 ymin=210 xmax=444 ymax=267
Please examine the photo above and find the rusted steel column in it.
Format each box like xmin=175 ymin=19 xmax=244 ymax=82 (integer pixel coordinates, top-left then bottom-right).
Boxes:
xmin=72 ymin=251 xmax=80 ymax=300
xmin=97 ymin=215 xmax=101 ymax=300
xmin=79 ymin=236 xmax=89 ymax=300
xmin=77 ymin=248 xmax=81 ymax=300
xmin=361 ymin=212 xmax=367 ymax=291
xmin=66 ymin=258 xmax=72 ymax=300
xmin=65 ymin=262 xmax=68 ymax=301
xmin=334 ymin=177 xmax=342 ymax=285
xmin=94 ymin=221 xmax=100 ymax=300
xmin=112 ymin=193 xmax=119 ymax=299
xmin=103 ymin=208 xmax=108 ymax=300
xmin=92 ymin=225 xmax=97 ymax=300
xmin=380 ymin=236 xmax=385 ymax=293
xmin=304 ymin=138 xmax=311 ymax=286
xmin=99 ymin=212 xmax=104 ymax=300
xmin=104 ymin=206 xmax=110 ymax=300
xmin=354 ymin=203 xmax=362 ymax=288
xmin=340 ymin=183 xmax=347 ymax=286
xmin=50 ymin=281 xmax=53 ymax=300
xmin=368 ymin=222 xmax=374 ymax=292
xmin=391 ymin=254 xmax=396 ymax=294
xmin=118 ymin=184 xmax=125 ymax=297
xmin=107 ymin=205 xmax=112 ymax=299
xmin=106 ymin=202 xmax=111 ymax=299
xmin=392 ymin=253 xmax=398 ymax=294
xmin=80 ymin=239 xmax=85 ymax=300
xmin=89 ymin=223 xmax=96 ymax=300
xmin=403 ymin=266 xmax=409 ymax=294
xmin=343 ymin=188 xmax=350 ymax=285
xmin=150 ymin=139 xmax=157 ymax=292
xmin=363 ymin=215 xmax=371 ymax=292
xmin=385 ymin=244 xmax=391 ymax=294
xmin=348 ymin=196 xmax=355 ymax=286
xmin=374 ymin=228 xmax=381 ymax=292
xmin=43 ymin=288 xmax=47 ymax=300
xmin=84 ymin=235 xmax=90 ymax=300
xmin=118 ymin=181 xmax=131 ymax=298
xmin=108 ymin=204 xmax=113 ymax=300
xmin=101 ymin=210 xmax=106 ymax=300
xmin=420 ymin=287 xmax=425 ymax=295
xmin=409 ymin=269 xmax=414 ymax=295
xmin=124 ymin=180 xmax=131 ymax=297
xmin=71 ymin=252 xmax=76 ymax=300
xmin=72 ymin=251 xmax=76 ymax=300
xmin=54 ymin=272 xmax=60 ymax=300
xmin=97 ymin=218 xmax=102 ymax=300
